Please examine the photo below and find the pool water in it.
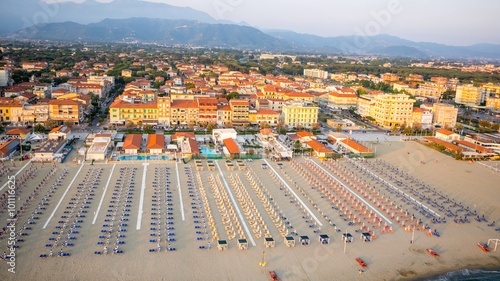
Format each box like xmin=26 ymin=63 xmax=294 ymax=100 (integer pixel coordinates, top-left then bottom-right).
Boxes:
xmin=118 ymin=155 xmax=171 ymax=161
xmin=200 ymin=147 xmax=217 ymax=156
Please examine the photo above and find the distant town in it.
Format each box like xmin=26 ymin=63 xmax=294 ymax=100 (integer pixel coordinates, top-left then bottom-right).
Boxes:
xmin=0 ymin=41 xmax=499 ymax=162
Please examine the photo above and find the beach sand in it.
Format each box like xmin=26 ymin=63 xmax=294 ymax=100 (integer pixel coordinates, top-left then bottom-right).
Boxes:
xmin=0 ymin=141 xmax=498 ymax=281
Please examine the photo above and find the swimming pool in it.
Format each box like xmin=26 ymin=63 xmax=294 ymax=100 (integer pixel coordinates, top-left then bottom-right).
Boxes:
xmin=118 ymin=155 xmax=171 ymax=161
xmin=200 ymin=147 xmax=217 ymax=156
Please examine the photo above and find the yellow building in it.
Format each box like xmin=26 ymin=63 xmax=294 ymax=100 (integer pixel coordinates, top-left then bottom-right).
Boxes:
xmin=282 ymin=92 xmax=314 ymax=102
xmin=48 ymin=99 xmax=84 ymax=125
xmin=170 ymin=100 xmax=199 ymax=126
xmin=370 ymin=94 xmax=415 ymax=128
xmin=455 ymin=85 xmax=486 ymax=106
xmin=249 ymin=109 xmax=279 ymax=126
xmin=432 ymin=103 xmax=458 ymax=128
xmin=0 ymin=97 xmax=23 ymax=124
xmin=230 ymin=99 xmax=249 ymax=125
xmin=328 ymin=91 xmax=358 ymax=108
xmin=109 ymin=100 xmax=158 ymax=125
xmin=157 ymin=96 xmax=171 ymax=125
xmin=122 ymin=69 xmax=133 ymax=77
xmin=282 ymin=101 xmax=318 ymax=128
xmin=486 ymin=95 xmax=500 ymax=111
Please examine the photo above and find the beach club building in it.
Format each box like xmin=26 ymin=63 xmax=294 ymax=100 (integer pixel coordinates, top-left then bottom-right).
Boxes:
xmin=86 ymin=134 xmax=112 ymax=161
xmin=123 ymin=134 xmax=142 ymax=154
xmin=5 ymin=128 xmax=31 ymax=140
xmin=213 ymin=128 xmax=237 ymax=144
xmin=306 ymin=139 xmax=335 ymax=158
xmin=147 ymin=134 xmax=165 ymax=154
xmin=223 ymin=137 xmax=242 ymax=158
xmin=338 ymin=139 xmax=375 ymax=158
xmin=435 ymin=129 xmax=460 ymax=142
xmin=48 ymin=126 xmax=71 ymax=141
xmin=0 ymin=139 xmax=20 ymax=159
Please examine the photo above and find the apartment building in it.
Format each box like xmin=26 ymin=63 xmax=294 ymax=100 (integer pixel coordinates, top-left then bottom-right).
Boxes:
xmin=455 ymin=85 xmax=486 ymax=106
xmin=432 ymin=103 xmax=458 ymax=128
xmin=48 ymin=99 xmax=84 ymax=125
xmin=109 ymin=100 xmax=158 ymax=125
xmin=281 ymin=101 xmax=318 ymax=128
xmin=229 ymin=99 xmax=249 ymax=126
xmin=370 ymin=94 xmax=415 ymax=128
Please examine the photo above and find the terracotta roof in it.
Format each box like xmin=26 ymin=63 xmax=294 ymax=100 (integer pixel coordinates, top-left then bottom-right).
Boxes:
xmin=0 ymin=140 xmax=19 ymax=155
xmin=48 ymin=99 xmax=81 ymax=105
xmin=329 ymin=91 xmax=357 ymax=98
xmin=340 ymin=139 xmax=374 ymax=153
xmin=423 ymin=137 xmax=466 ymax=152
xmin=412 ymin=107 xmax=423 ymax=113
xmin=260 ymin=128 xmax=276 ymax=135
xmin=49 ymin=126 xmax=71 ymax=134
xmin=172 ymin=132 xmax=195 ymax=141
xmin=110 ymin=100 xmax=158 ymax=109
xmin=284 ymin=92 xmax=313 ymax=98
xmin=6 ymin=128 xmax=31 ymax=136
xmin=256 ymin=109 xmax=279 ymax=115
xmin=436 ymin=129 xmax=456 ymax=136
xmin=147 ymin=134 xmax=165 ymax=150
xmin=296 ymin=131 xmax=315 ymax=138
xmin=171 ymin=100 xmax=198 ymax=109
xmin=230 ymin=99 xmax=249 ymax=105
xmin=454 ymin=140 xmax=494 ymax=153
xmin=188 ymin=138 xmax=200 ymax=154
xmin=223 ymin=138 xmax=240 ymax=154
xmin=306 ymin=139 xmax=333 ymax=153
xmin=123 ymin=134 xmax=142 ymax=150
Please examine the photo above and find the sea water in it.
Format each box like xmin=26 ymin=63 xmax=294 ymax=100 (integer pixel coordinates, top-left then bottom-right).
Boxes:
xmin=425 ymin=269 xmax=500 ymax=281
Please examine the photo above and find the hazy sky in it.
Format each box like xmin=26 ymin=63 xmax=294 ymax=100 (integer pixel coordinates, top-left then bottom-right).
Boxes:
xmin=44 ymin=0 xmax=500 ymax=45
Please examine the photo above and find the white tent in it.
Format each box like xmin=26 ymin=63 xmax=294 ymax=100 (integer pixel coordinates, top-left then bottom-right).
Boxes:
xmin=29 ymin=133 xmax=48 ymax=141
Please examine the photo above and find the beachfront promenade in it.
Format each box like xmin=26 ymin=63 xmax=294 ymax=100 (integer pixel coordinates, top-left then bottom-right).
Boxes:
xmin=0 ymin=142 xmax=498 ymax=280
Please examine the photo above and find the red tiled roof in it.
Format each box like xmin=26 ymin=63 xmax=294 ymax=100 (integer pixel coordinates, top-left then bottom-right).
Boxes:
xmin=123 ymin=134 xmax=142 ymax=150
xmin=306 ymin=139 xmax=333 ymax=153
xmin=147 ymin=134 xmax=165 ymax=150
xmin=6 ymin=128 xmax=31 ymax=136
xmin=340 ymin=139 xmax=374 ymax=153
xmin=172 ymin=132 xmax=195 ymax=140
xmin=329 ymin=91 xmax=357 ymax=98
xmin=256 ymin=109 xmax=279 ymax=115
xmin=296 ymin=131 xmax=315 ymax=138
xmin=423 ymin=137 xmax=466 ymax=152
xmin=436 ymin=129 xmax=456 ymax=136
xmin=171 ymin=100 xmax=199 ymax=109
xmin=260 ymin=128 xmax=275 ymax=135
xmin=188 ymin=138 xmax=200 ymax=154
xmin=223 ymin=138 xmax=240 ymax=154
xmin=454 ymin=140 xmax=494 ymax=153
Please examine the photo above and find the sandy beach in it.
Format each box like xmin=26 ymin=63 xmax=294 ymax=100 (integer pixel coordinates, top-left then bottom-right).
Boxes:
xmin=0 ymin=141 xmax=498 ymax=281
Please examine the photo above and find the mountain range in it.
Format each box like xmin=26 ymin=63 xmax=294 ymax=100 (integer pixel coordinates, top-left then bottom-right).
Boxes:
xmin=3 ymin=0 xmax=500 ymax=60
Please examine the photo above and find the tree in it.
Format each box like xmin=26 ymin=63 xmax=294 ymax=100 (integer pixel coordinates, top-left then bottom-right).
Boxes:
xmin=259 ymin=121 xmax=267 ymax=130
xmin=455 ymin=151 xmax=464 ymax=160
xmin=125 ymin=121 xmax=134 ymax=129
xmin=34 ymin=124 xmax=46 ymax=133
xmin=336 ymin=124 xmax=342 ymax=132
xmin=492 ymin=123 xmax=500 ymax=132
xmin=294 ymin=140 xmax=301 ymax=149
xmin=64 ymin=120 xmax=74 ymax=129
xmin=296 ymin=124 xmax=304 ymax=130
xmin=479 ymin=120 xmax=491 ymax=128
xmin=144 ymin=125 xmax=154 ymax=134
xmin=44 ymin=120 xmax=57 ymax=128
xmin=277 ymin=121 xmax=286 ymax=135
xmin=454 ymin=124 xmax=463 ymax=132
xmin=227 ymin=91 xmax=239 ymax=100
xmin=207 ymin=123 xmax=217 ymax=133
xmin=311 ymin=122 xmax=321 ymax=131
